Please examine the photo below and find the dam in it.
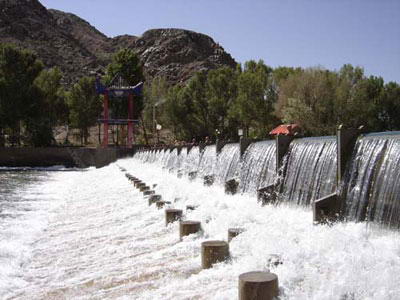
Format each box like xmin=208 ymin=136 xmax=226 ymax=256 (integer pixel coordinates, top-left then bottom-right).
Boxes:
xmin=1 ymin=129 xmax=400 ymax=299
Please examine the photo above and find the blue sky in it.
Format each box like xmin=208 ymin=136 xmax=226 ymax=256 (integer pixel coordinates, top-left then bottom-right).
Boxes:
xmin=40 ymin=0 xmax=400 ymax=83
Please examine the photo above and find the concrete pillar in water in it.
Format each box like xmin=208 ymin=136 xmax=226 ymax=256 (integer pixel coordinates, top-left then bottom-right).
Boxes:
xmin=228 ymin=228 xmax=245 ymax=242
xmin=216 ymin=139 xmax=226 ymax=153
xmin=225 ymin=179 xmax=239 ymax=195
xmin=140 ymin=185 xmax=150 ymax=192
xmin=201 ymin=240 xmax=229 ymax=269
xmin=238 ymin=271 xmax=279 ymax=300
xmin=275 ymin=135 xmax=294 ymax=174
xmin=239 ymin=137 xmax=252 ymax=157
xmin=199 ymin=142 xmax=206 ymax=153
xmin=337 ymin=126 xmax=361 ymax=184
xmin=179 ymin=220 xmax=201 ymax=240
xmin=188 ymin=171 xmax=198 ymax=181
xmin=203 ymin=175 xmax=215 ymax=186
xmin=313 ymin=126 xmax=361 ymax=223
xmin=186 ymin=205 xmax=197 ymax=211
xmin=143 ymin=190 xmax=155 ymax=196
xmin=136 ymin=182 xmax=146 ymax=189
xmin=148 ymin=194 xmax=162 ymax=206
xmin=165 ymin=209 xmax=183 ymax=226
xmin=186 ymin=145 xmax=193 ymax=155
xmin=257 ymin=184 xmax=277 ymax=205
xmin=156 ymin=201 xmax=171 ymax=209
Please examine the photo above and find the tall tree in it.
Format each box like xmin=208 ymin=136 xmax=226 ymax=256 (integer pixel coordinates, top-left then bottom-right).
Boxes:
xmin=229 ymin=60 xmax=278 ymax=138
xmin=0 ymin=43 xmax=44 ymax=145
xmin=67 ymin=77 xmax=102 ymax=145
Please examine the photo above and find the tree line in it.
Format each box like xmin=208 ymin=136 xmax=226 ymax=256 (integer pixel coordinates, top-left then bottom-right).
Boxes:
xmin=144 ymin=61 xmax=400 ymax=142
xmin=1 ymin=42 xmax=399 ymax=147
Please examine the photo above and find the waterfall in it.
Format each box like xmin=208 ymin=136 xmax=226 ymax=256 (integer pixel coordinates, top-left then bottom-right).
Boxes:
xmin=215 ymin=143 xmax=240 ymax=184
xmin=344 ymin=132 xmax=400 ymax=228
xmin=182 ymin=146 xmax=201 ymax=174
xmin=198 ymin=145 xmax=217 ymax=177
xmin=279 ymin=137 xmax=337 ymax=206
xmin=239 ymin=140 xmax=276 ymax=194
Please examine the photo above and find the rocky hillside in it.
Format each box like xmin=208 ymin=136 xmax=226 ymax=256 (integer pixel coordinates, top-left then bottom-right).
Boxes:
xmin=0 ymin=0 xmax=237 ymax=84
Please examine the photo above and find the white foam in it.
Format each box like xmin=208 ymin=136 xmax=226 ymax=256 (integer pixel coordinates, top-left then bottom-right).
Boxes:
xmin=1 ymin=158 xmax=399 ymax=299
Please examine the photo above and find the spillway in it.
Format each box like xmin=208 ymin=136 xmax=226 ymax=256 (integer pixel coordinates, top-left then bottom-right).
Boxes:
xmin=279 ymin=137 xmax=337 ymax=206
xmin=344 ymin=132 xmax=400 ymax=228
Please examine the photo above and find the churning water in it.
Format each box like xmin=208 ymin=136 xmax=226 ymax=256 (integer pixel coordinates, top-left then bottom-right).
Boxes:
xmin=1 ymin=160 xmax=400 ymax=299
xmin=344 ymin=133 xmax=400 ymax=228
xmin=279 ymin=137 xmax=337 ymax=205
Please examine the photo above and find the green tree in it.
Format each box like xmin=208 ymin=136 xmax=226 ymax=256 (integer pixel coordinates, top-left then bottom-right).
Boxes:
xmin=0 ymin=43 xmax=44 ymax=145
xmin=34 ymin=67 xmax=68 ymax=126
xmin=378 ymin=82 xmax=400 ymax=130
xmin=143 ymin=76 xmax=169 ymax=139
xmin=67 ymin=77 xmax=102 ymax=145
xmin=206 ymin=67 xmax=238 ymax=139
xmin=229 ymin=60 xmax=278 ymax=138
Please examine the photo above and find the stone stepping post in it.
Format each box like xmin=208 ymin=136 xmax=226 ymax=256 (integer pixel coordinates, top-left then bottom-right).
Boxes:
xmin=140 ymin=185 xmax=150 ymax=192
xmin=201 ymin=240 xmax=229 ymax=269
xmin=238 ymin=271 xmax=279 ymax=300
xmin=143 ymin=190 xmax=155 ymax=196
xmin=179 ymin=221 xmax=201 ymax=240
xmin=136 ymin=182 xmax=145 ymax=189
xmin=148 ymin=194 xmax=162 ymax=206
xmin=165 ymin=209 xmax=183 ymax=226
xmin=156 ymin=201 xmax=171 ymax=209
xmin=186 ymin=205 xmax=197 ymax=211
xmin=228 ymin=228 xmax=245 ymax=242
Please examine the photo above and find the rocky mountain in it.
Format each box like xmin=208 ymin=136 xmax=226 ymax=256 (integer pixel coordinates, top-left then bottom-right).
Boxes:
xmin=0 ymin=0 xmax=237 ymax=84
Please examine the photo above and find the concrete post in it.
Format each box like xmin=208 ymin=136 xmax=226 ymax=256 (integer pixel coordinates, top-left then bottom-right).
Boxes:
xmin=136 ymin=182 xmax=146 ymax=189
xmin=313 ymin=126 xmax=361 ymax=224
xmin=186 ymin=205 xmax=197 ymax=211
xmin=201 ymin=240 xmax=229 ymax=269
xmin=216 ymin=139 xmax=226 ymax=154
xmin=275 ymin=135 xmax=294 ymax=174
xmin=239 ymin=137 xmax=252 ymax=157
xmin=156 ymin=201 xmax=171 ymax=209
xmin=143 ymin=190 xmax=155 ymax=196
xmin=225 ymin=179 xmax=239 ymax=195
xmin=228 ymin=228 xmax=245 ymax=242
xmin=186 ymin=145 xmax=193 ymax=155
xmin=165 ymin=209 xmax=183 ymax=226
xmin=140 ymin=185 xmax=150 ymax=192
xmin=188 ymin=171 xmax=198 ymax=181
xmin=199 ymin=142 xmax=206 ymax=153
xmin=238 ymin=271 xmax=279 ymax=300
xmin=337 ymin=127 xmax=360 ymax=184
xmin=179 ymin=221 xmax=201 ymax=240
xmin=257 ymin=184 xmax=277 ymax=205
xmin=148 ymin=194 xmax=162 ymax=206
xmin=203 ymin=175 xmax=215 ymax=186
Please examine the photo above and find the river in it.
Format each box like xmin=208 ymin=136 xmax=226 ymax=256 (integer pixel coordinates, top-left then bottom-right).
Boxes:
xmin=1 ymin=159 xmax=399 ymax=299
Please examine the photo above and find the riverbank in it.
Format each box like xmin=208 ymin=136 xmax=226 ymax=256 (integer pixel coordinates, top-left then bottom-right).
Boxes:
xmin=0 ymin=147 xmax=137 ymax=168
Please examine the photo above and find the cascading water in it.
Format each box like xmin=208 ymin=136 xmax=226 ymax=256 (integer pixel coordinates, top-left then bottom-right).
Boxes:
xmin=198 ymin=145 xmax=217 ymax=177
xmin=182 ymin=146 xmax=200 ymax=175
xmin=215 ymin=143 xmax=240 ymax=184
xmin=344 ymin=132 xmax=400 ymax=228
xmin=165 ymin=148 xmax=180 ymax=171
xmin=279 ymin=137 xmax=337 ymax=206
xmin=239 ymin=140 xmax=276 ymax=194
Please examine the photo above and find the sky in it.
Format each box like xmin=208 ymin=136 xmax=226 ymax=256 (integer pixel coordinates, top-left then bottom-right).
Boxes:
xmin=39 ymin=0 xmax=400 ymax=83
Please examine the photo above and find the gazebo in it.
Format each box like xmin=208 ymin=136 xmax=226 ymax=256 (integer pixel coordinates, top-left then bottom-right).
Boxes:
xmin=95 ymin=74 xmax=143 ymax=148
